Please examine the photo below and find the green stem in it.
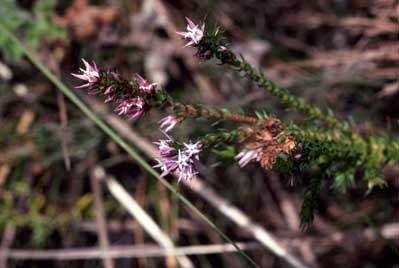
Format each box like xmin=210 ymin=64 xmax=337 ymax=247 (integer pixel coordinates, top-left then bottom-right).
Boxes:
xmin=0 ymin=23 xmax=260 ymax=268
xmin=199 ymin=129 xmax=251 ymax=146
xmin=216 ymin=50 xmax=347 ymax=130
xmin=171 ymin=102 xmax=258 ymax=124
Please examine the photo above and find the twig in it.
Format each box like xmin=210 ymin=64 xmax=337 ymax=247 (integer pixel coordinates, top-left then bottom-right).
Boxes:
xmin=90 ymin=168 xmax=115 ymax=268
xmin=133 ymin=176 xmax=148 ymax=268
xmin=57 ymin=91 xmax=71 ymax=171
xmin=75 ymin=219 xmax=200 ymax=234
xmin=156 ymin=179 xmax=177 ymax=268
xmin=76 ymin=220 xmax=399 ymax=244
xmin=0 ymin=242 xmax=259 ymax=260
xmin=0 ymin=225 xmax=16 ymax=268
xmin=94 ymin=166 xmax=194 ymax=268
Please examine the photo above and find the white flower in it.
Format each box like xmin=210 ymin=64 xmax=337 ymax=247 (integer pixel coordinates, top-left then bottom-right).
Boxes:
xmin=183 ymin=141 xmax=202 ymax=159
xmin=176 ymin=150 xmax=198 ymax=182
xmin=176 ymin=17 xmax=205 ymax=47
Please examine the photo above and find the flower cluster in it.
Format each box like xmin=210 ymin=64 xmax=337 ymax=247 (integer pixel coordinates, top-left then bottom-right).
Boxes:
xmin=72 ymin=59 xmax=159 ymax=120
xmin=154 ymin=134 xmax=202 ymax=182
xmin=235 ymin=120 xmax=296 ymax=169
xmin=71 ymin=55 xmax=297 ymax=185
xmin=113 ymin=97 xmax=146 ymax=119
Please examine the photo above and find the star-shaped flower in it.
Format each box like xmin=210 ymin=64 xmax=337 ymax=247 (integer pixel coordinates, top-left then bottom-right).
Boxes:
xmin=176 ymin=17 xmax=205 ymax=47
xmin=71 ymin=59 xmax=100 ymax=88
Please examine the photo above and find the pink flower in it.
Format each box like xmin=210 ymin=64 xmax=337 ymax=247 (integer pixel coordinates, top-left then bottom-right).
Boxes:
xmin=176 ymin=141 xmax=202 ymax=182
xmin=176 ymin=17 xmax=205 ymax=47
xmin=104 ymin=96 xmax=115 ymax=103
xmin=114 ymin=97 xmax=146 ymax=119
xmin=235 ymin=148 xmax=262 ymax=167
xmin=111 ymin=71 xmax=121 ymax=82
xmin=71 ymin=59 xmax=100 ymax=89
xmin=135 ymin=74 xmax=157 ymax=94
xmin=176 ymin=150 xmax=198 ymax=182
xmin=154 ymin=158 xmax=179 ymax=177
xmin=218 ymin=46 xmax=228 ymax=52
xmin=104 ymin=86 xmax=115 ymax=95
xmin=154 ymin=139 xmax=202 ymax=182
xmin=153 ymin=136 xmax=176 ymax=158
xmin=153 ymin=134 xmax=179 ymax=176
xmin=103 ymin=86 xmax=116 ymax=103
xmin=159 ymin=115 xmax=182 ymax=133
xmin=183 ymin=141 xmax=202 ymax=160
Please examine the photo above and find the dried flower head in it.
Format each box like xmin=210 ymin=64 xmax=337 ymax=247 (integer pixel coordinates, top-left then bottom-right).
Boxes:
xmin=236 ymin=119 xmax=296 ymax=170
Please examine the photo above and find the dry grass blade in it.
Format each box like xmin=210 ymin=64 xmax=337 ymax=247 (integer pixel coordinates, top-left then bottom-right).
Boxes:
xmin=94 ymin=166 xmax=194 ymax=268
xmin=0 ymin=243 xmax=259 ymax=260
xmin=0 ymin=225 xmax=16 ymax=268
xmin=90 ymin=168 xmax=115 ymax=268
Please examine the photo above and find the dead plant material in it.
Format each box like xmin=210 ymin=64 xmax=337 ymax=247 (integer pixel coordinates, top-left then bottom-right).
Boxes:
xmin=16 ymin=110 xmax=35 ymax=135
xmin=54 ymin=0 xmax=117 ymax=40
xmin=0 ymin=164 xmax=10 ymax=189
xmin=248 ymin=119 xmax=296 ymax=170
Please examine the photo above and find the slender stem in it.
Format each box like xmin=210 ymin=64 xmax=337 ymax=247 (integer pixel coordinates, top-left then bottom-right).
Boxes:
xmin=215 ymin=50 xmax=346 ymax=130
xmin=0 ymin=23 xmax=260 ymax=268
xmin=199 ymin=129 xmax=252 ymax=147
xmin=171 ymin=102 xmax=258 ymax=124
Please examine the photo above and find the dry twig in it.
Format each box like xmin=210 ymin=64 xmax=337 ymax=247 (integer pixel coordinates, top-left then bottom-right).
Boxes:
xmin=94 ymin=166 xmax=194 ymax=268
xmin=0 ymin=242 xmax=259 ymax=260
xmin=90 ymin=168 xmax=115 ymax=268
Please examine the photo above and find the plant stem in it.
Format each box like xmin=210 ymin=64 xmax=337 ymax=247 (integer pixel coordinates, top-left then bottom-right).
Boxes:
xmin=171 ymin=102 xmax=258 ymax=124
xmin=215 ymin=50 xmax=346 ymax=130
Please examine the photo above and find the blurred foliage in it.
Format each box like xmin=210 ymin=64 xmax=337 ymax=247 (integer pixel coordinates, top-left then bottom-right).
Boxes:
xmin=0 ymin=0 xmax=64 ymax=63
xmin=0 ymin=177 xmax=94 ymax=246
